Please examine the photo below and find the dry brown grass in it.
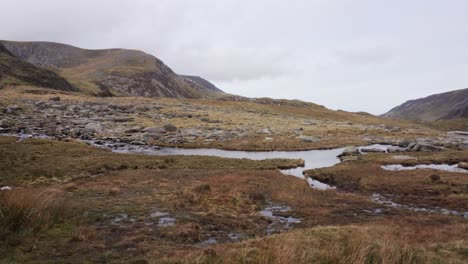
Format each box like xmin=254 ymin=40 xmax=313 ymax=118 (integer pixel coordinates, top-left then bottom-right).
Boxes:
xmin=0 ymin=188 xmax=66 ymax=233
xmin=158 ymin=225 xmax=427 ymax=264
xmin=69 ymin=226 xmax=97 ymax=242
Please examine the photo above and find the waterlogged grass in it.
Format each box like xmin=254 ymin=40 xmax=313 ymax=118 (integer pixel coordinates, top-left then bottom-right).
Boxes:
xmin=0 ymin=136 xmax=303 ymax=186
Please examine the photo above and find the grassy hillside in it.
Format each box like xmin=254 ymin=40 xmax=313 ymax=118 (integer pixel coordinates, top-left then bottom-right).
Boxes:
xmin=0 ymin=40 xmax=224 ymax=99
xmin=383 ymin=88 xmax=468 ymax=121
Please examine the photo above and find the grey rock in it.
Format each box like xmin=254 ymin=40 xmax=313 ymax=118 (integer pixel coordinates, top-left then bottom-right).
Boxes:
xmin=360 ymin=147 xmax=386 ymax=153
xmin=125 ymin=126 xmax=143 ymax=133
xmin=112 ymin=116 xmax=134 ymax=122
xmin=458 ymin=162 xmax=468 ymax=170
xmin=407 ymin=143 xmax=443 ymax=152
xmin=85 ymin=122 xmax=103 ymax=133
xmin=341 ymin=146 xmax=360 ymax=156
xmin=387 ymin=146 xmax=406 ymax=153
xmin=164 ymin=124 xmax=177 ymax=132
xmin=143 ymin=127 xmax=166 ymax=134
xmin=297 ymin=135 xmax=318 ymax=142
xmin=258 ymin=128 xmax=272 ymax=135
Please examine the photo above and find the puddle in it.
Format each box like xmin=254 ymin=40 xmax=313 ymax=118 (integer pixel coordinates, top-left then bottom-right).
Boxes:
xmin=371 ymin=193 xmax=468 ymax=218
xmin=382 ymin=164 xmax=468 ymax=173
xmin=148 ymin=211 xmax=176 ymax=227
xmin=111 ymin=214 xmax=129 ymax=225
xmin=307 ymin=178 xmax=336 ymax=190
xmin=228 ymin=232 xmax=242 ymax=241
xmin=158 ymin=216 xmax=176 ymax=227
xmin=260 ymin=205 xmax=302 ymax=234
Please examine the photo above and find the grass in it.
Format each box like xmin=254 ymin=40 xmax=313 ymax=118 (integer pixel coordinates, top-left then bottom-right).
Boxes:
xmin=304 ymin=150 xmax=468 ymax=211
xmin=158 ymin=225 xmax=465 ymax=264
xmin=0 ymin=136 xmax=303 ymax=186
xmin=0 ymin=137 xmax=466 ymax=263
xmin=0 ymin=188 xmax=65 ymax=235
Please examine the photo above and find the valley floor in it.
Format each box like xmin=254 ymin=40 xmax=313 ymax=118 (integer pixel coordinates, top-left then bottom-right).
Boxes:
xmin=0 ymin=86 xmax=467 ymax=263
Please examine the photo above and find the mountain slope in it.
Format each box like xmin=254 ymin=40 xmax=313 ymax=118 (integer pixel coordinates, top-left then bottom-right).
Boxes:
xmin=0 ymin=42 xmax=77 ymax=91
xmin=181 ymin=75 xmax=223 ymax=93
xmin=0 ymin=40 xmax=224 ymax=98
xmin=383 ymin=88 xmax=468 ymax=121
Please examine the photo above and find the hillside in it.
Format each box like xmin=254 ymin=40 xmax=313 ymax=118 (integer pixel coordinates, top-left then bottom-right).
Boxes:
xmin=0 ymin=42 xmax=76 ymax=91
xmin=0 ymin=40 xmax=224 ymax=98
xmin=383 ymin=88 xmax=468 ymax=121
xmin=181 ymin=75 xmax=223 ymax=92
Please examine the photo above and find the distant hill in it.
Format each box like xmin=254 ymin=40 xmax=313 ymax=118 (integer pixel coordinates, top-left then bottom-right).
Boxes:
xmin=0 ymin=42 xmax=77 ymax=91
xmin=383 ymin=88 xmax=468 ymax=121
xmin=181 ymin=75 xmax=223 ymax=93
xmin=0 ymin=40 xmax=224 ymax=98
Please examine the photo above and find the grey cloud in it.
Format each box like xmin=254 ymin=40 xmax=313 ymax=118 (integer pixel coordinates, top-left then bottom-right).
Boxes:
xmin=1 ymin=0 xmax=468 ymax=114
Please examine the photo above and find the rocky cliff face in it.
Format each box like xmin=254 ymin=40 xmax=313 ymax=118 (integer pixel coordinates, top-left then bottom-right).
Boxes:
xmin=0 ymin=40 xmax=224 ymax=98
xmin=383 ymin=88 xmax=468 ymax=121
xmin=0 ymin=42 xmax=77 ymax=91
xmin=181 ymin=75 xmax=223 ymax=93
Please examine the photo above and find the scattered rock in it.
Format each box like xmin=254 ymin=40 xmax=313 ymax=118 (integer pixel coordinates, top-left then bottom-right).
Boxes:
xmin=3 ymin=105 xmax=22 ymax=114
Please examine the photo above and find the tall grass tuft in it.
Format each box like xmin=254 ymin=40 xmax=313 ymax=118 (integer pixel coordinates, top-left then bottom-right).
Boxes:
xmin=0 ymin=188 xmax=66 ymax=234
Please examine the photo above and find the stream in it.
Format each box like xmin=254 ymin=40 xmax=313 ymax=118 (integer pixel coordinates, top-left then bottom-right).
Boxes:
xmin=2 ymin=133 xmax=466 ymax=218
xmin=86 ymin=139 xmax=393 ymax=190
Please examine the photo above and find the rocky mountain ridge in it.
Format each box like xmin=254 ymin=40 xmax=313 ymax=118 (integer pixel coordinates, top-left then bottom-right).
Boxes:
xmin=0 ymin=40 xmax=224 ymax=99
xmin=383 ymin=88 xmax=468 ymax=121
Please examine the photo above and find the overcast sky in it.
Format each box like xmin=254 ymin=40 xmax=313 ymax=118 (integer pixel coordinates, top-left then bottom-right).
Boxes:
xmin=2 ymin=0 xmax=467 ymax=114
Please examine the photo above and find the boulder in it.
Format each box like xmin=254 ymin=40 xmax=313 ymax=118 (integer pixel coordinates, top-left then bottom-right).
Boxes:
xmin=340 ymin=146 xmax=360 ymax=156
xmin=297 ymin=135 xmax=318 ymax=143
xmin=85 ymin=122 xmax=103 ymax=133
xmin=407 ymin=143 xmax=443 ymax=152
xmin=112 ymin=117 xmax=134 ymax=122
xmin=164 ymin=124 xmax=177 ymax=132
xmin=387 ymin=146 xmax=406 ymax=153
xmin=143 ymin=127 xmax=166 ymax=134
xmin=125 ymin=126 xmax=143 ymax=133
xmin=458 ymin=162 xmax=468 ymax=170
xmin=360 ymin=147 xmax=386 ymax=153
xmin=258 ymin=128 xmax=272 ymax=135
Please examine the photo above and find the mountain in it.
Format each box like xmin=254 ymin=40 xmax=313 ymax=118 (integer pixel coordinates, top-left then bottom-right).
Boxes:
xmin=181 ymin=75 xmax=223 ymax=93
xmin=0 ymin=42 xmax=77 ymax=91
xmin=383 ymin=88 xmax=468 ymax=121
xmin=0 ymin=40 xmax=224 ymax=98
